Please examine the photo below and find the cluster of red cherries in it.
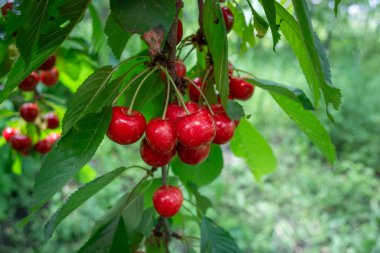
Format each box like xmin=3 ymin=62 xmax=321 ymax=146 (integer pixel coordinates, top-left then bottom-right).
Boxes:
xmin=1 ymin=55 xmax=61 ymax=155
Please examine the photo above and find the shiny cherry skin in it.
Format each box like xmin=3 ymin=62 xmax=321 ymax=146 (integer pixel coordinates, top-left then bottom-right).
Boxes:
xmin=189 ymin=77 xmax=204 ymax=102
xmin=40 ymin=67 xmax=59 ymax=86
xmin=35 ymin=139 xmax=52 ymax=154
xmin=44 ymin=112 xmax=59 ymax=129
xmin=175 ymin=61 xmax=186 ymax=78
xmin=19 ymin=103 xmax=39 ymax=122
xmin=229 ymin=77 xmax=254 ymax=101
xmin=146 ymin=118 xmax=177 ymax=153
xmin=1 ymin=1 xmax=13 ymax=16
xmin=2 ymin=127 xmax=19 ymax=142
xmin=153 ymin=185 xmax=183 ymax=218
xmin=19 ymin=72 xmax=39 ymax=91
xmin=10 ymin=134 xmax=32 ymax=152
xmin=107 ymin=106 xmax=146 ymax=145
xmin=38 ymin=55 xmax=56 ymax=71
xmin=46 ymin=133 xmax=60 ymax=144
xmin=177 ymin=19 xmax=183 ymax=44
xmin=166 ymin=101 xmax=199 ymax=120
xmin=211 ymin=103 xmax=240 ymax=127
xmin=140 ymin=138 xmax=174 ymax=167
xmin=177 ymin=143 xmax=210 ymax=165
xmin=221 ymin=6 xmax=234 ymax=33
xmin=213 ymin=113 xmax=235 ymax=144
xmin=176 ymin=109 xmax=216 ymax=148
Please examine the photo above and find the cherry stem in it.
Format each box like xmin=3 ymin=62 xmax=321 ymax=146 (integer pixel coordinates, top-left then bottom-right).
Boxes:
xmin=161 ymin=165 xmax=168 ymax=186
xmin=234 ymin=68 xmax=256 ymax=78
xmin=112 ymin=63 xmax=149 ymax=105
xmin=160 ymin=66 xmax=190 ymax=115
xmin=127 ymin=67 xmax=158 ymax=115
xmin=185 ymin=77 xmax=214 ymax=115
xmin=162 ymin=76 xmax=171 ymax=119
xmin=182 ymin=46 xmax=196 ymax=62
xmin=198 ymin=67 xmax=212 ymax=104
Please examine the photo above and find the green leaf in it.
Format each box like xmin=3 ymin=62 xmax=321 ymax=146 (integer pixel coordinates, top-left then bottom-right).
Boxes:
xmin=172 ymin=144 xmax=223 ymax=187
xmin=228 ymin=3 xmax=255 ymax=52
xmin=45 ymin=166 xmax=133 ymax=239
xmin=89 ymin=4 xmax=107 ymax=57
xmin=259 ymin=0 xmax=280 ymax=50
xmin=334 ymin=0 xmax=342 ymax=16
xmin=187 ymin=182 xmax=212 ymax=217
xmin=201 ymin=217 xmax=241 ymax=253
xmin=244 ymin=77 xmax=314 ymax=110
xmin=32 ymin=107 xmax=112 ymax=208
xmin=203 ymin=0 xmax=229 ymax=107
xmin=272 ymin=93 xmax=336 ymax=163
xmin=245 ymin=0 xmax=269 ymax=38
xmin=78 ymin=217 xmax=130 ymax=253
xmin=61 ymin=66 xmax=114 ymax=135
xmin=11 ymin=154 xmax=22 ymax=175
xmin=226 ymin=100 xmax=245 ymax=121
xmin=110 ymin=0 xmax=176 ymax=36
xmin=105 ymin=14 xmax=132 ymax=59
xmin=230 ymin=119 xmax=277 ymax=180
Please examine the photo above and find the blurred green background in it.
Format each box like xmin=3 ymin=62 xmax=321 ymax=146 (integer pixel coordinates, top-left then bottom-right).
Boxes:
xmin=1 ymin=1 xmax=380 ymax=252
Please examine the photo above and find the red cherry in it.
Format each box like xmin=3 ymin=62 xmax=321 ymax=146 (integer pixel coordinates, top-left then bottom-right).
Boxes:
xmin=228 ymin=63 xmax=234 ymax=76
xmin=38 ymin=55 xmax=56 ymax=71
xmin=211 ymin=104 xmax=225 ymax=114
xmin=40 ymin=67 xmax=59 ymax=87
xmin=221 ymin=6 xmax=234 ymax=33
xmin=2 ymin=127 xmax=19 ymax=142
xmin=10 ymin=134 xmax=32 ymax=152
xmin=46 ymin=133 xmax=61 ymax=144
xmin=177 ymin=19 xmax=183 ymax=45
xmin=19 ymin=103 xmax=39 ymax=122
xmin=177 ymin=143 xmax=210 ymax=165
xmin=189 ymin=77 xmax=204 ymax=102
xmin=153 ymin=185 xmax=183 ymax=217
xmin=166 ymin=101 xmax=199 ymax=120
xmin=213 ymin=113 xmax=235 ymax=144
xmin=176 ymin=109 xmax=216 ymax=148
xmin=1 ymin=1 xmax=13 ymax=16
xmin=146 ymin=118 xmax=177 ymax=153
xmin=44 ymin=112 xmax=60 ymax=129
xmin=34 ymin=139 xmax=52 ymax=154
xmin=140 ymin=138 xmax=174 ymax=167
xmin=175 ymin=61 xmax=186 ymax=78
xmin=107 ymin=106 xmax=146 ymax=145
xmin=19 ymin=72 xmax=39 ymax=91
xmin=229 ymin=77 xmax=254 ymax=101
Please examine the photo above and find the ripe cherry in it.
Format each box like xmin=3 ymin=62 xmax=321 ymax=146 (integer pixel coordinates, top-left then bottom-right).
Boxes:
xmin=44 ymin=112 xmax=59 ymax=129
xmin=189 ymin=77 xmax=204 ymax=102
xmin=213 ymin=113 xmax=235 ymax=144
xmin=1 ymin=1 xmax=13 ymax=16
xmin=175 ymin=60 xmax=186 ymax=78
xmin=153 ymin=185 xmax=183 ymax=218
xmin=2 ymin=127 xmax=19 ymax=142
xmin=19 ymin=103 xmax=39 ymax=122
xmin=140 ymin=138 xmax=174 ymax=167
xmin=211 ymin=104 xmax=225 ymax=114
xmin=146 ymin=118 xmax=176 ymax=153
xmin=228 ymin=63 xmax=234 ymax=76
xmin=107 ymin=106 xmax=146 ymax=145
xmin=10 ymin=134 xmax=31 ymax=152
xmin=221 ymin=6 xmax=234 ymax=33
xmin=177 ymin=19 xmax=183 ymax=44
xmin=19 ymin=72 xmax=39 ymax=91
xmin=176 ymin=109 xmax=216 ymax=148
xmin=40 ymin=67 xmax=59 ymax=86
xmin=38 ymin=55 xmax=56 ymax=71
xmin=46 ymin=133 xmax=60 ymax=144
xmin=177 ymin=143 xmax=210 ymax=165
xmin=34 ymin=139 xmax=52 ymax=154
xmin=166 ymin=101 xmax=199 ymax=120
xmin=229 ymin=77 xmax=254 ymax=100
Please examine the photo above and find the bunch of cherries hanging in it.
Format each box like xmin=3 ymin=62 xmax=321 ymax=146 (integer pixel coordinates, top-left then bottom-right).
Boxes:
xmin=2 ymin=55 xmax=61 ymax=155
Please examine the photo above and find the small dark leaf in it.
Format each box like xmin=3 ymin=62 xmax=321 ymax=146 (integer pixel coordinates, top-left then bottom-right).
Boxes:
xmin=226 ymin=100 xmax=245 ymax=121
xmin=201 ymin=217 xmax=241 ymax=253
xmin=245 ymin=0 xmax=269 ymax=38
xmin=334 ymin=0 xmax=342 ymax=16
xmin=259 ymin=0 xmax=280 ymax=50
xmin=187 ymin=182 xmax=212 ymax=217
xmin=172 ymin=144 xmax=223 ymax=187
xmin=105 ymin=14 xmax=131 ymax=59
